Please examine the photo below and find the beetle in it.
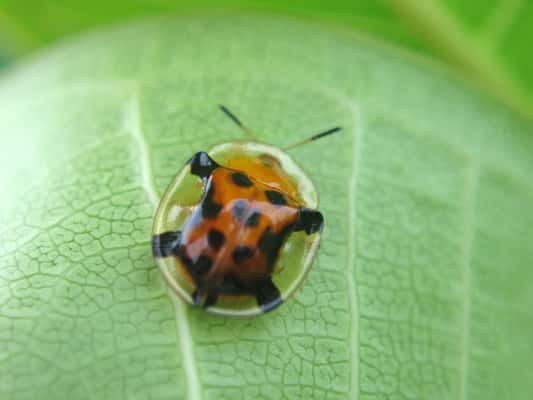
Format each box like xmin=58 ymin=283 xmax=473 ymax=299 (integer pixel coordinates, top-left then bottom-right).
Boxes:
xmin=152 ymin=106 xmax=340 ymax=315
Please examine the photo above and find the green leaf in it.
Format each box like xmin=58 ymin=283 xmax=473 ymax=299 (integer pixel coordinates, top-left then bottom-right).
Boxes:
xmin=1 ymin=15 xmax=533 ymax=399
xmin=0 ymin=1 xmax=532 ymax=119
xmin=0 ymin=51 xmax=9 ymax=69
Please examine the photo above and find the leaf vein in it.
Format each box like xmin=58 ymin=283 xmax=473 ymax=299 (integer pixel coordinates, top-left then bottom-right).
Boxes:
xmin=318 ymin=89 xmax=364 ymax=400
xmin=459 ymin=164 xmax=480 ymax=400
xmin=126 ymin=84 xmax=202 ymax=400
xmin=347 ymin=103 xmax=362 ymax=400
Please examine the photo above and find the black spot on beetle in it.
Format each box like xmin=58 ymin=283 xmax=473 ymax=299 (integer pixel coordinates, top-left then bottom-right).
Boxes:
xmin=220 ymin=274 xmax=246 ymax=294
xmin=245 ymin=211 xmax=261 ymax=227
xmin=176 ymin=246 xmax=193 ymax=270
xmin=258 ymin=228 xmax=279 ymax=253
xmin=176 ymin=247 xmax=212 ymax=276
xmin=258 ymin=225 xmax=294 ymax=269
xmin=201 ymin=182 xmax=222 ymax=219
xmin=232 ymin=199 xmax=248 ymax=221
xmin=194 ymin=255 xmax=213 ymax=274
xmin=265 ymin=190 xmax=287 ymax=206
xmin=202 ymin=202 xmax=222 ymax=219
xmin=208 ymin=229 xmax=225 ymax=250
xmin=233 ymin=245 xmax=254 ymax=264
xmin=231 ymin=172 xmax=253 ymax=187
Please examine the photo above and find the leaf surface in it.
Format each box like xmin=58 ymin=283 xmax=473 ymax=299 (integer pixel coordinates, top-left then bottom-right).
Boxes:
xmin=1 ymin=16 xmax=533 ymax=400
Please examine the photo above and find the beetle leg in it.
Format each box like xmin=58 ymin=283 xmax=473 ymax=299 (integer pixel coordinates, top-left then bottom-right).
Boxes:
xmin=191 ymin=285 xmax=206 ymax=307
xmin=203 ymin=290 xmax=219 ymax=309
xmin=193 ymin=282 xmax=219 ymax=308
xmin=256 ymin=278 xmax=282 ymax=313
xmin=151 ymin=230 xmax=181 ymax=257
xmin=294 ymin=208 xmax=324 ymax=235
xmin=188 ymin=151 xmax=219 ymax=179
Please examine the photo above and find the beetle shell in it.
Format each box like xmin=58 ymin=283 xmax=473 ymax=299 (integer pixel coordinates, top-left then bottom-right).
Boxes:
xmin=152 ymin=142 xmax=322 ymax=317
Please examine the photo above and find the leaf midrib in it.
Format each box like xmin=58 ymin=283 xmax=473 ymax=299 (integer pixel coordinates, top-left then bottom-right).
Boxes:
xmin=338 ymin=93 xmax=362 ymax=400
xmin=126 ymin=84 xmax=202 ymax=400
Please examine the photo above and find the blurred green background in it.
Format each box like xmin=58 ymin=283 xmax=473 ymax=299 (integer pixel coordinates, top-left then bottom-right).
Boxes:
xmin=0 ymin=0 xmax=532 ymax=118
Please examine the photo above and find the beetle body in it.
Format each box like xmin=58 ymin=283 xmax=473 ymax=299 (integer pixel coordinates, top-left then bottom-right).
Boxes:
xmin=152 ymin=150 xmax=323 ymax=313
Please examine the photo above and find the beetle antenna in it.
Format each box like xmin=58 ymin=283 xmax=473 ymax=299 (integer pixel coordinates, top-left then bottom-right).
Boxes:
xmin=283 ymin=127 xmax=341 ymax=151
xmin=219 ymin=105 xmax=257 ymax=140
